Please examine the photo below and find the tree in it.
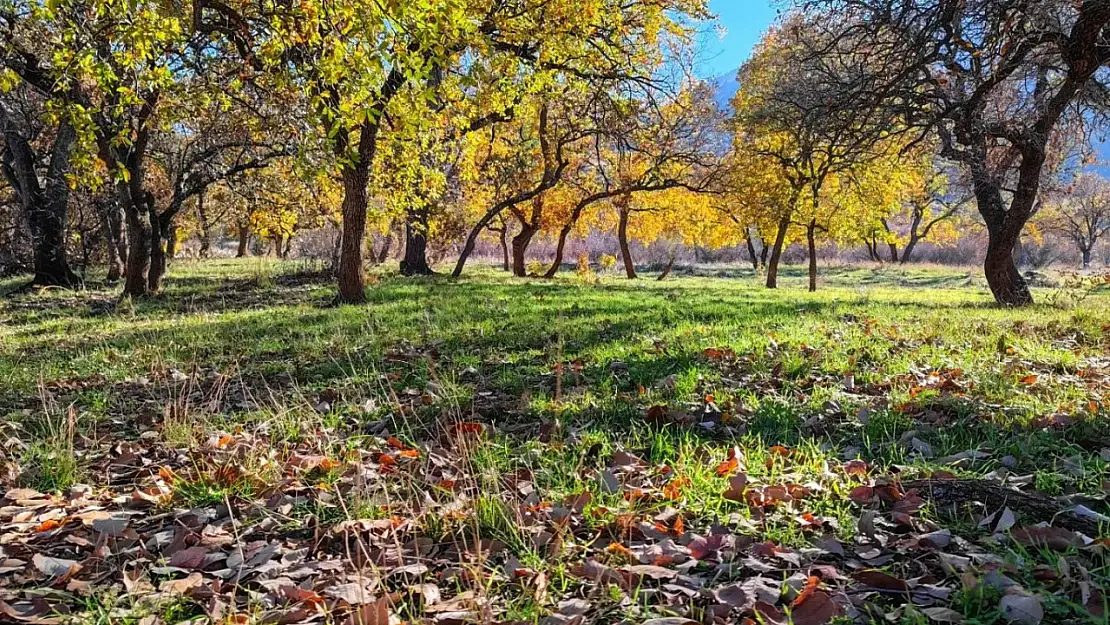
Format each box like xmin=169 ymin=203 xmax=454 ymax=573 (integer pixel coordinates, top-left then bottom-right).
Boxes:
xmin=541 ymin=83 xmax=727 ymax=278
xmin=892 ymin=162 xmax=969 ymax=264
xmin=732 ymin=17 xmax=899 ymax=289
xmin=1044 ymin=174 xmax=1110 ymax=268
xmin=795 ymin=0 xmax=1110 ymax=304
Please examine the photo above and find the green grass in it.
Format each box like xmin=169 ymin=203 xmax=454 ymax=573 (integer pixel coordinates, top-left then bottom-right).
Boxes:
xmin=2 ymin=258 xmax=1109 ymax=624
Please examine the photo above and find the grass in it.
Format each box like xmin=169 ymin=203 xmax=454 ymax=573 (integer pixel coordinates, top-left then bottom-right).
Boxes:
xmin=1 ymin=258 xmax=1109 ymax=624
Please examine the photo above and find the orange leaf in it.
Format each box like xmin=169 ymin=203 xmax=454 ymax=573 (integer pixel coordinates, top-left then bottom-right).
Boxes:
xmin=398 ymin=449 xmax=420 ymax=459
xmin=1020 ymin=375 xmax=1039 ymax=385
xmin=791 ymin=575 xmax=820 ymax=607
xmin=386 ymin=436 xmax=406 ymax=449
xmin=35 ymin=519 xmax=64 ymax=532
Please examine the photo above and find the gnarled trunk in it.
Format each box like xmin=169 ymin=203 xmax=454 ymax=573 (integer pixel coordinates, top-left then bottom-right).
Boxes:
xmin=1081 ymin=247 xmax=1092 ymax=269
xmin=1 ymin=117 xmax=80 ymax=288
xmin=745 ymin=231 xmax=758 ymax=271
xmin=900 ymin=235 xmax=920 ymax=264
xmin=544 ymin=224 xmax=572 ymax=278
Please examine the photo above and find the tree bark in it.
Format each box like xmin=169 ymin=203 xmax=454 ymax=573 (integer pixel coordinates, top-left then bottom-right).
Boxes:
xmin=617 ymin=203 xmax=636 ymax=279
xmin=377 ymin=229 xmax=393 ymax=264
xmin=887 ymin=242 xmax=899 ymax=263
xmin=195 ymin=190 xmax=212 ymax=259
xmin=147 ymin=195 xmax=166 ymax=294
xmin=165 ymin=222 xmax=178 ymax=260
xmin=400 ymin=206 xmax=434 ymax=275
xmin=900 ymin=235 xmax=920 ymax=264
xmin=806 ymin=220 xmax=818 ymax=292
xmin=745 ymin=231 xmax=759 ymax=271
xmin=499 ymin=226 xmax=510 ymax=272
xmin=765 ymin=215 xmax=790 ymax=289
xmin=99 ymin=195 xmax=126 ymax=282
xmin=0 ymin=117 xmax=81 ymax=288
xmin=511 ymin=225 xmax=537 ymax=277
xmin=1081 ymin=247 xmax=1092 ymax=269
xmin=973 ymin=160 xmax=1034 ymax=306
xmin=337 ymin=164 xmax=371 ymax=304
xmin=236 ymin=223 xmax=250 ymax=258
xmin=122 ymin=194 xmax=153 ymax=298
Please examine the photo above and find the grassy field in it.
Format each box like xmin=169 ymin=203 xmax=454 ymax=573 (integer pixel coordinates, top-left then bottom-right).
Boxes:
xmin=1 ymin=259 xmax=1109 ymax=625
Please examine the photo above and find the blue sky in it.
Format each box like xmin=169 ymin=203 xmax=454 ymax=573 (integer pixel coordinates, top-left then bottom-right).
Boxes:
xmin=699 ymin=1 xmax=780 ymax=79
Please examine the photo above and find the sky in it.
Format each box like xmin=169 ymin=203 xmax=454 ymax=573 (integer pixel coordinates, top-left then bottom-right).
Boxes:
xmin=699 ymin=1 xmax=780 ymax=79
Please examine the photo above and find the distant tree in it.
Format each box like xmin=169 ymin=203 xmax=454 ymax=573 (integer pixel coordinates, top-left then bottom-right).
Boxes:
xmin=795 ymin=0 xmax=1110 ymax=304
xmin=1044 ymin=174 xmax=1110 ymax=269
xmin=733 ymin=17 xmax=900 ymax=289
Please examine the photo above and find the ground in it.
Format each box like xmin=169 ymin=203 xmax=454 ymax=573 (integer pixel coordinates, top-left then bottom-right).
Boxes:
xmin=1 ymin=259 xmax=1109 ymax=625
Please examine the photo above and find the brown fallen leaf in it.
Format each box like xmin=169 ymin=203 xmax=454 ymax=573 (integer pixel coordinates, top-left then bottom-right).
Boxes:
xmin=160 ymin=572 xmax=205 ymax=595
xmin=32 ymin=553 xmax=81 ymax=579
xmin=343 ymin=596 xmax=391 ymax=625
xmin=789 ymin=590 xmax=840 ymax=625
xmin=853 ymin=569 xmax=909 ymax=592
xmin=1010 ymin=526 xmax=1083 ymax=552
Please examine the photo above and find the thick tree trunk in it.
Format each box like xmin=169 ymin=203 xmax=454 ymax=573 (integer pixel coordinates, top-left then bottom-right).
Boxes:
xmin=765 ymin=215 xmax=790 ymax=289
xmin=337 ymin=164 xmax=370 ymax=304
xmin=887 ymin=242 xmax=899 ymax=263
xmin=122 ymin=201 xmax=152 ymax=298
xmin=617 ymin=205 xmax=636 ymax=279
xmin=1081 ymin=247 xmax=1092 ymax=269
xmin=400 ymin=206 xmax=434 ymax=276
xmin=1 ymin=118 xmax=80 ymax=288
xmin=973 ymin=161 xmax=1034 ymax=306
xmin=806 ymin=220 xmax=818 ymax=292
xmin=236 ymin=224 xmax=250 ymax=258
xmin=511 ymin=225 xmax=537 ymax=277
xmin=900 ymin=236 xmax=920 ymax=264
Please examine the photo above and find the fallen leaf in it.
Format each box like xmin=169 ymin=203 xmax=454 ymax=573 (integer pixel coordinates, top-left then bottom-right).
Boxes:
xmin=999 ymin=593 xmax=1043 ymax=625
xmin=790 ymin=590 xmax=840 ymax=625
xmin=32 ymin=554 xmax=80 ymax=579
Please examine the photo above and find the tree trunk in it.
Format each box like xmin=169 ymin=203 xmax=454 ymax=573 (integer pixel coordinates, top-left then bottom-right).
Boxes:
xmin=765 ymin=215 xmax=790 ymax=289
xmin=760 ymin=239 xmax=769 ymax=268
xmin=887 ymin=242 xmax=899 ymax=263
xmin=973 ymin=160 xmax=1034 ymax=306
xmin=195 ymin=190 xmax=211 ymax=258
xmin=1 ymin=118 xmax=80 ymax=288
xmin=337 ymin=164 xmax=370 ymax=304
xmin=400 ymin=206 xmax=434 ymax=276
xmin=745 ymin=231 xmax=759 ymax=271
xmin=982 ymin=216 xmax=1033 ymax=306
xmin=544 ymin=224 xmax=572 ymax=278
xmin=377 ymin=229 xmax=393 ymax=264
xmin=236 ymin=224 xmax=250 ymax=258
xmin=511 ymin=225 xmax=537 ymax=277
xmin=282 ymin=235 xmax=294 ymax=259
xmin=165 ymin=222 xmax=178 ymax=260
xmin=900 ymin=235 xmax=919 ymax=264
xmin=499 ymin=226 xmax=510 ymax=272
xmin=657 ymin=255 xmax=675 ymax=281
xmin=1081 ymin=246 xmax=1092 ymax=269
xmin=618 ymin=204 xmax=636 ymax=279
xmin=147 ymin=198 xmax=166 ymax=294
xmin=806 ymin=220 xmax=818 ymax=292
xmin=122 ymin=198 xmax=152 ymax=298
xmin=99 ymin=196 xmax=126 ymax=282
